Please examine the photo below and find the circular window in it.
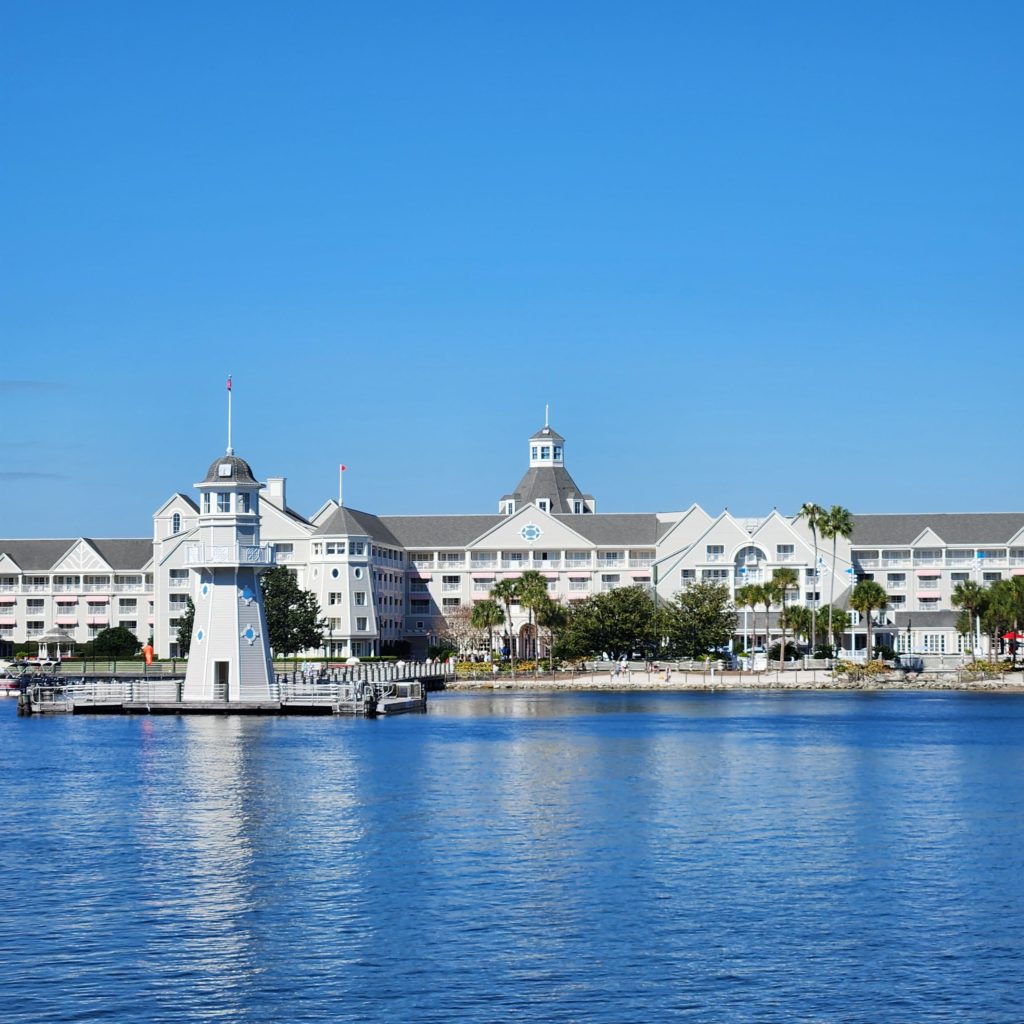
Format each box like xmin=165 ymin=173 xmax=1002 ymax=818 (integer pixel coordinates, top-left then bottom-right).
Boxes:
xmin=331 ymin=568 xmax=340 ymax=579
xmin=519 ymin=523 xmax=543 ymax=543
xmin=354 ymin=568 xmax=363 ymax=579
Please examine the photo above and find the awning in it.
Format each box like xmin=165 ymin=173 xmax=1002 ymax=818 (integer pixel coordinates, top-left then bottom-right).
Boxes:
xmin=54 ymin=596 xmax=78 ymax=604
xmin=56 ymin=616 xmax=78 ymax=626
xmin=0 ymin=595 xmax=15 ymax=604
xmin=916 ymin=596 xmax=941 ymax=603
xmin=0 ymin=616 xmax=15 ymax=626
xmin=87 ymin=616 xmax=109 ymax=626
xmin=915 ymin=569 xmax=941 ymax=577
xmin=86 ymin=595 xmax=109 ymax=604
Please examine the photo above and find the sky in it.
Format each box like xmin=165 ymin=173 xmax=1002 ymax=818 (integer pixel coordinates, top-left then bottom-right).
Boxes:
xmin=3 ymin=1 xmax=1023 ymax=538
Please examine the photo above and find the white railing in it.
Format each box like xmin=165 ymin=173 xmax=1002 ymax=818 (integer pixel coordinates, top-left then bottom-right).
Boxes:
xmin=533 ymin=559 xmax=561 ymax=569
xmin=501 ymin=560 xmax=526 ymax=569
xmin=0 ymin=584 xmax=16 ymax=593
xmin=705 ymin=553 xmax=725 ymax=562
xmin=568 ymin=582 xmax=590 ymax=591
xmin=441 ymin=583 xmax=461 ymax=593
xmin=275 ymin=551 xmax=293 ymax=562
xmin=21 ymin=584 xmax=49 ymax=593
xmin=854 ymin=558 xmax=879 ymax=568
xmin=565 ymin=558 xmax=593 ymax=568
xmin=912 ymin=558 xmax=943 ymax=566
xmin=629 ymin=559 xmax=653 ymax=568
xmin=186 ymin=544 xmax=275 ymax=565
xmin=168 ymin=578 xmax=190 ymax=589
xmin=887 ymin=582 xmax=907 ymax=591
xmin=83 ymin=583 xmax=111 ymax=592
xmin=113 ymin=584 xmax=144 ymax=593
xmin=470 ymin=559 xmax=498 ymax=569
xmin=598 ymin=559 xmax=625 ymax=568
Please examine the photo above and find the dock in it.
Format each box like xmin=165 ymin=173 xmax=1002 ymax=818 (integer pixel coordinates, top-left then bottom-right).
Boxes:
xmin=17 ymin=675 xmax=435 ymax=717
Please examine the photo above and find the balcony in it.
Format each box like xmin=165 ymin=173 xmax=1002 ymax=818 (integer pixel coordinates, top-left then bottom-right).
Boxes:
xmin=597 ymin=559 xmax=625 ymax=569
xmin=113 ymin=584 xmax=144 ymax=593
xmin=441 ymin=583 xmax=462 ymax=593
xmin=501 ymin=560 xmax=527 ymax=569
xmin=629 ymin=559 xmax=653 ymax=568
xmin=21 ymin=584 xmax=49 ymax=593
xmin=168 ymin=577 xmax=190 ymax=589
xmin=470 ymin=559 xmax=498 ymax=569
xmin=568 ymin=581 xmax=591 ymax=592
xmin=0 ymin=584 xmax=16 ymax=593
xmin=186 ymin=544 xmax=275 ymax=566
xmin=533 ymin=560 xmax=561 ymax=570
xmin=564 ymin=558 xmax=593 ymax=569
xmin=854 ymin=559 xmax=879 ymax=569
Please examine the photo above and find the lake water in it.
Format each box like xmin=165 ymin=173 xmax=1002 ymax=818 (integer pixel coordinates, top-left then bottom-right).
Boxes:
xmin=1 ymin=690 xmax=1022 ymax=1023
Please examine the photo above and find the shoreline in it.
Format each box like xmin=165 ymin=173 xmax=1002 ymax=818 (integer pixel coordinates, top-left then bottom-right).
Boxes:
xmin=446 ymin=670 xmax=1024 ymax=693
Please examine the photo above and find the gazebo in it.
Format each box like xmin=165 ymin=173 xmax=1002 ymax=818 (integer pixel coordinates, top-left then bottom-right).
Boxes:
xmin=35 ymin=628 xmax=75 ymax=663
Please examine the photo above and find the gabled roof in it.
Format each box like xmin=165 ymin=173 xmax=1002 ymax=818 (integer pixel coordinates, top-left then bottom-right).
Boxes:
xmin=893 ymin=610 xmax=960 ymax=628
xmin=504 ymin=465 xmax=592 ymax=514
xmin=315 ymin=506 xmax=403 ymax=547
xmin=381 ymin=515 xmax=504 ymax=549
xmin=851 ymin=513 xmax=1024 ymax=546
xmin=153 ymin=492 xmax=200 ymax=516
xmin=560 ymin=513 xmax=663 ymax=546
xmin=0 ymin=538 xmax=150 ymax=572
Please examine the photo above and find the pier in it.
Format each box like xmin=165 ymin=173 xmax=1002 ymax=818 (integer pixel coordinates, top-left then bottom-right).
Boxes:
xmin=16 ymin=659 xmax=450 ymax=717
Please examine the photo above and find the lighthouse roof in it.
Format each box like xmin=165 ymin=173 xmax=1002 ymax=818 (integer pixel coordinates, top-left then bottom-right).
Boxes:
xmin=202 ymin=454 xmax=258 ymax=485
xmin=529 ymin=424 xmax=565 ymax=442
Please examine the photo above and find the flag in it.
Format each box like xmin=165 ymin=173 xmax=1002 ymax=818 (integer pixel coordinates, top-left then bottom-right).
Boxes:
xmin=340 ymin=464 xmax=347 ymax=472
xmin=226 ymin=375 xmax=232 ymax=392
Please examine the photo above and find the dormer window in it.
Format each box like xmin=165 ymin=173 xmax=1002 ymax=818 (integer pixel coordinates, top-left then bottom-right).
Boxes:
xmin=217 ymin=463 xmax=233 ymax=478
xmin=505 ymin=501 xmax=515 ymax=515
xmin=573 ymin=500 xmax=582 ymax=514
xmin=217 ymin=493 xmax=230 ymax=513
xmin=538 ymin=499 xmax=549 ymax=513
xmin=171 ymin=512 xmax=181 ymax=534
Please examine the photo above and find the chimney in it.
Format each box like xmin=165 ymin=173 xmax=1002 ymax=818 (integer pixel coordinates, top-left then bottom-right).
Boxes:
xmin=265 ymin=476 xmax=287 ymax=510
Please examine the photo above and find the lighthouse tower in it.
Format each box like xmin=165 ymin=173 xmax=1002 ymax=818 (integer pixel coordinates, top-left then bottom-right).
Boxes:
xmin=181 ymin=451 xmax=276 ymax=701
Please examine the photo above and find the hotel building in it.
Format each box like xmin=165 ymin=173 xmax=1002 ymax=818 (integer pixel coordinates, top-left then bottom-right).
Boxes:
xmin=0 ymin=422 xmax=1016 ymax=661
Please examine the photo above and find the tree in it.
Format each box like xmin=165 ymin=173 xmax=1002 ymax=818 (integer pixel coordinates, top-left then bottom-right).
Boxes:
xmin=818 ymin=606 xmax=850 ymax=653
xmin=176 ymin=596 xmax=195 ymax=657
xmin=797 ymin=503 xmax=826 ymax=653
xmin=470 ymin=598 xmax=504 ymax=656
xmin=850 ymin=579 xmax=887 ymax=659
xmin=781 ymin=603 xmax=812 ymax=646
xmin=440 ymin=605 xmax=484 ymax=658
xmin=759 ymin=583 xmax=774 ymax=653
xmin=820 ymin=506 xmax=854 ymax=652
xmin=734 ymin=584 xmax=761 ymax=652
xmin=770 ymin=567 xmax=799 ymax=664
xmin=660 ymin=580 xmax=737 ymax=659
xmin=490 ymin=578 xmax=520 ymax=678
xmin=535 ymin=595 xmax=569 ymax=671
xmin=92 ymin=626 xmax=142 ymax=659
xmin=558 ymin=585 xmax=659 ymax=662
xmin=951 ymin=579 xmax=986 ymax=658
xmin=517 ymin=570 xmax=550 ymax=661
xmin=259 ymin=566 xmax=325 ymax=658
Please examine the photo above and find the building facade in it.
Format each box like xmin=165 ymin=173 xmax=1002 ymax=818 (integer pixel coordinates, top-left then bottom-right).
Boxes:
xmin=0 ymin=422 xmax=1016 ymax=661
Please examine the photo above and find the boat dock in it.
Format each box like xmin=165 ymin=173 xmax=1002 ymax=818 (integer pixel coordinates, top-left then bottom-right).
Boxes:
xmin=17 ymin=661 xmax=448 ymax=717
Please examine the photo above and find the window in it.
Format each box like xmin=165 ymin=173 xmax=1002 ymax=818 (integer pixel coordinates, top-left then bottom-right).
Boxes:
xmin=887 ymin=573 xmax=906 ymax=588
xmin=888 ymin=594 xmax=905 ymax=607
xmin=573 ymin=501 xmax=582 ymax=514
xmin=984 ymin=572 xmax=1002 ymax=583
xmin=239 ymin=493 xmax=250 ymax=513
xmin=540 ymin=446 xmax=550 ymax=460
xmin=951 ymin=572 xmax=968 ymax=583
xmin=328 ymin=592 xmax=343 ymax=605
xmin=681 ymin=569 xmax=696 ymax=581
xmin=119 ymin=599 xmax=136 ymax=612
xmin=353 ymin=568 xmax=363 ymax=580
xmin=702 ymin=569 xmax=729 ymax=580
xmin=538 ymin=499 xmax=549 ymax=513
xmin=120 ymin=620 xmax=137 ymax=631
xmin=553 ymin=446 xmax=562 ymax=460
xmin=202 ymin=493 xmax=211 ymax=514
xmin=411 ymin=600 xmax=429 ymax=611
xmin=442 ymin=597 xmax=461 ymax=608
xmin=531 ymin=446 xmax=538 ymax=460
xmin=350 ymin=542 xmax=366 ymax=556
xmin=312 ymin=543 xmax=323 ymax=556
xmin=355 ymin=592 xmax=366 ymax=606
xmin=706 ymin=545 xmax=724 ymax=559
xmin=326 ymin=542 xmax=345 ymax=555
xmin=356 ymin=617 xmax=368 ymax=631
xmin=505 ymin=502 xmax=514 ymax=515
xmin=27 ymin=599 xmax=44 ymax=613
xmin=776 ymin=545 xmax=794 ymax=559
xmin=171 ymin=512 xmax=181 ymax=534
xmin=217 ymin=493 xmax=230 ymax=513
xmin=922 ymin=634 xmax=946 ymax=654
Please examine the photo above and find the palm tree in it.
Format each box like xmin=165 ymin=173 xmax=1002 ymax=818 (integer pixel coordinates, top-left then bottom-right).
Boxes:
xmin=797 ymin=503 xmax=826 ymax=653
xmin=820 ymin=506 xmax=854 ymax=652
xmin=771 ymin=567 xmax=799 ymax=668
xmin=781 ymin=603 xmax=812 ymax=647
xmin=535 ymin=596 xmax=568 ymax=672
xmin=490 ymin=578 xmax=520 ymax=679
xmin=734 ymin=584 xmax=760 ymax=653
xmin=516 ymin=569 xmax=550 ymax=663
xmin=758 ymin=582 xmax=774 ymax=656
xmin=470 ymin=598 xmax=504 ymax=659
xmin=850 ymin=579 xmax=887 ymax=660
xmin=951 ymin=579 xmax=986 ymax=658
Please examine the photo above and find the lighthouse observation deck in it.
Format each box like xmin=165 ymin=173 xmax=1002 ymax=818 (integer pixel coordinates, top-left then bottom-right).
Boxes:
xmin=185 ymin=543 xmax=276 ymax=566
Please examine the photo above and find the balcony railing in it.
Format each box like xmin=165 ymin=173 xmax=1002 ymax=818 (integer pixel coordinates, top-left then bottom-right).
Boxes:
xmin=854 ymin=559 xmax=879 ymax=569
xmin=565 ymin=558 xmax=593 ymax=568
xmin=441 ymin=583 xmax=462 ymax=593
xmin=168 ymin=578 xmax=190 ymax=589
xmin=21 ymin=584 xmax=49 ymax=593
xmin=568 ymin=582 xmax=591 ymax=591
xmin=470 ymin=559 xmax=498 ymax=569
xmin=629 ymin=559 xmax=653 ymax=568
xmin=0 ymin=584 xmax=16 ymax=593
xmin=501 ymin=560 xmax=527 ymax=569
xmin=186 ymin=544 xmax=276 ymax=566
xmin=597 ymin=559 xmax=625 ymax=568
xmin=534 ymin=560 xmax=561 ymax=570
xmin=83 ymin=583 xmax=111 ymax=592
xmin=113 ymin=584 xmax=144 ymax=593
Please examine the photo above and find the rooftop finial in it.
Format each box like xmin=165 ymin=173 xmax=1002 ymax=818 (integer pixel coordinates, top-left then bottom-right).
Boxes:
xmin=226 ymin=374 xmax=234 ymax=455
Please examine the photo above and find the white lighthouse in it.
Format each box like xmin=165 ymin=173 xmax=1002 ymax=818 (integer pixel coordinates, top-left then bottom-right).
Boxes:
xmin=181 ymin=451 xmax=276 ymax=701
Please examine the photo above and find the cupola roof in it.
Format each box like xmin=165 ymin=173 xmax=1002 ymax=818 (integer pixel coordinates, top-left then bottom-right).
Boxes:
xmin=202 ymin=454 xmax=258 ymax=485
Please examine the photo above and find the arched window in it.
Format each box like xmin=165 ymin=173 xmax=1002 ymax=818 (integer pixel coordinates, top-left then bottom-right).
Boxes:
xmin=171 ymin=512 xmax=181 ymax=534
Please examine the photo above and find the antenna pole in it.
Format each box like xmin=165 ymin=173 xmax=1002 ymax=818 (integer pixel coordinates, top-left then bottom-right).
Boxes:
xmin=227 ymin=374 xmax=233 ymax=454
xmin=545 ymin=403 xmax=549 ymax=427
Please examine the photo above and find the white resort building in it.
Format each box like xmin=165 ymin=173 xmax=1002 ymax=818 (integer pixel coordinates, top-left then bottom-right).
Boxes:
xmin=0 ymin=420 xmax=1017 ymax=661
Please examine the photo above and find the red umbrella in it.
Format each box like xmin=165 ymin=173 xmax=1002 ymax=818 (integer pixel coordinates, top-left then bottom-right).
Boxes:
xmin=1002 ymin=631 xmax=1024 ymax=641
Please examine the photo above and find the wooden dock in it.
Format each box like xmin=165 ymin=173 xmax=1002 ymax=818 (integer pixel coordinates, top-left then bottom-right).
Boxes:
xmin=17 ymin=678 xmax=429 ymax=717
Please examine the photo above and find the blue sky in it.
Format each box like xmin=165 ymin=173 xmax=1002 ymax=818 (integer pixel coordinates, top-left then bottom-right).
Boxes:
xmin=3 ymin=2 xmax=1022 ymax=537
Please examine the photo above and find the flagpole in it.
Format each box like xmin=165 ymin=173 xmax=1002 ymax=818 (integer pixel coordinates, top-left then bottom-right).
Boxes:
xmin=339 ymin=464 xmax=344 ymax=507
xmin=227 ymin=375 xmax=233 ymax=454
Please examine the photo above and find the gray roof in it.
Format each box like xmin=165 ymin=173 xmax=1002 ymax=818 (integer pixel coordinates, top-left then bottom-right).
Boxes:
xmin=852 ymin=513 xmax=1024 ymax=546
xmin=893 ymin=610 xmax=961 ymax=628
xmin=201 ymin=453 xmax=258 ymax=485
xmin=529 ymin=425 xmax=565 ymax=442
xmin=505 ymin=465 xmax=592 ymax=515
xmin=560 ymin=514 xmax=663 ymax=546
xmin=315 ymin=506 xmax=403 ymax=547
xmin=0 ymin=538 xmax=151 ymax=572
xmin=381 ymin=515 xmax=503 ymax=549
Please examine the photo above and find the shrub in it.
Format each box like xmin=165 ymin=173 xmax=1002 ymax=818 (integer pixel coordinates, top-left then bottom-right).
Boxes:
xmin=768 ymin=641 xmax=802 ymax=662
